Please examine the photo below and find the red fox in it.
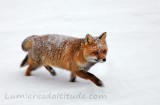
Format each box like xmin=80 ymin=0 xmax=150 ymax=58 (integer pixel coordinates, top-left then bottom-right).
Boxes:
xmin=20 ymin=32 xmax=108 ymax=87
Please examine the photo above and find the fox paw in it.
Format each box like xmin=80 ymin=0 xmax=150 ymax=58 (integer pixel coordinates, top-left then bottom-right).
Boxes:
xmin=70 ymin=78 xmax=76 ymax=82
xmin=50 ymin=70 xmax=56 ymax=76
xmin=96 ymin=80 xmax=104 ymax=87
xmin=25 ymin=72 xmax=31 ymax=76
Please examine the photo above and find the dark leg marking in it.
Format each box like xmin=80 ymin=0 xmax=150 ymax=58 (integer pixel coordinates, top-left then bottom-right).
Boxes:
xmin=70 ymin=73 xmax=76 ymax=82
xmin=74 ymin=70 xmax=104 ymax=87
xmin=45 ymin=66 xmax=56 ymax=76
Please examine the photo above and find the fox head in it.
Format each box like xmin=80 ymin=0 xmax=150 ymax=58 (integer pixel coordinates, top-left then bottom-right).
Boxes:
xmin=82 ymin=32 xmax=108 ymax=63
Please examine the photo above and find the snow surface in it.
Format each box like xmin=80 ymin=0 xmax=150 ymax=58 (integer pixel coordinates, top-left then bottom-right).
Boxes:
xmin=0 ymin=0 xmax=160 ymax=105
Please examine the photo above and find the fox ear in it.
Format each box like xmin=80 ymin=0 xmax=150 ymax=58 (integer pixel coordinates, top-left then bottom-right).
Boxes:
xmin=99 ymin=32 xmax=107 ymax=41
xmin=85 ymin=34 xmax=94 ymax=44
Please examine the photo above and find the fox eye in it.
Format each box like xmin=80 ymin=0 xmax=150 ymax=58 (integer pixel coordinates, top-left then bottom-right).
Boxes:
xmin=103 ymin=50 xmax=107 ymax=53
xmin=92 ymin=51 xmax=98 ymax=54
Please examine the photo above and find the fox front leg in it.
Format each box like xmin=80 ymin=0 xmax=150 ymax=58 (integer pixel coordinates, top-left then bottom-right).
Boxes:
xmin=74 ymin=70 xmax=104 ymax=87
xmin=70 ymin=73 xmax=76 ymax=82
xmin=45 ymin=66 xmax=56 ymax=76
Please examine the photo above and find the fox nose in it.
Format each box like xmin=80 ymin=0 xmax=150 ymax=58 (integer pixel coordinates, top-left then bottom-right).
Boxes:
xmin=103 ymin=58 xmax=106 ymax=62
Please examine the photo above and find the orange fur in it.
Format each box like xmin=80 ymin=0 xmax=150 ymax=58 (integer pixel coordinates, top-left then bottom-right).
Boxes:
xmin=20 ymin=32 xmax=108 ymax=87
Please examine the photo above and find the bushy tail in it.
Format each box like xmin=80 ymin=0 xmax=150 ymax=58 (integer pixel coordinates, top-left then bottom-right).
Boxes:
xmin=21 ymin=35 xmax=38 ymax=51
xmin=20 ymin=35 xmax=38 ymax=67
xmin=20 ymin=55 xmax=28 ymax=67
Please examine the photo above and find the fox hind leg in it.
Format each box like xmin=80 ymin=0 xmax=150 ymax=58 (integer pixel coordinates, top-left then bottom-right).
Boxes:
xmin=45 ymin=66 xmax=56 ymax=76
xmin=25 ymin=64 xmax=39 ymax=76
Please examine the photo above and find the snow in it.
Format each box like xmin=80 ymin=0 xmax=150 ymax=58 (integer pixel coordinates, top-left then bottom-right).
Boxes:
xmin=47 ymin=35 xmax=75 ymax=48
xmin=0 ymin=0 xmax=160 ymax=105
